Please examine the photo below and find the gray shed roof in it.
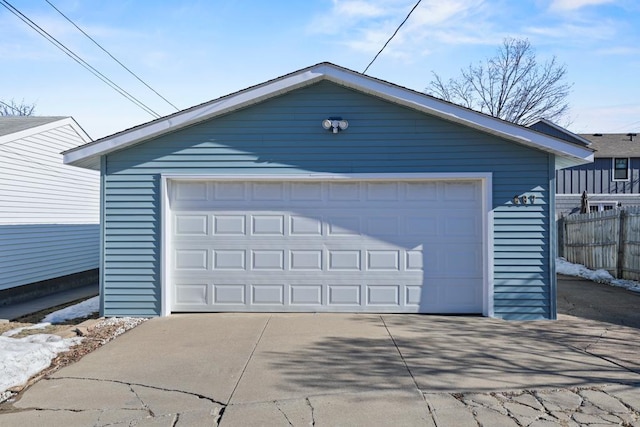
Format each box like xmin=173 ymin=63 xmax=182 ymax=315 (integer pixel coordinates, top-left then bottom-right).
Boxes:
xmin=0 ymin=116 xmax=67 ymax=137
xmin=579 ymin=133 xmax=640 ymax=158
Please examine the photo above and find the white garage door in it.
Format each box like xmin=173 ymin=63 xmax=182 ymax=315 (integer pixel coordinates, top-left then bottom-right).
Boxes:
xmin=168 ymin=179 xmax=483 ymax=313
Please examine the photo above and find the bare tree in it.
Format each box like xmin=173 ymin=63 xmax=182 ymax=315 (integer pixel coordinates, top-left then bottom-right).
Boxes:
xmin=427 ymin=38 xmax=571 ymax=126
xmin=0 ymin=99 xmax=36 ymax=116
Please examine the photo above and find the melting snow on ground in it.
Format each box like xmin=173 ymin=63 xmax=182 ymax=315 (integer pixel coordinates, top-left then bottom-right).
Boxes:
xmin=0 ymin=332 xmax=81 ymax=400
xmin=41 ymin=296 xmax=100 ymax=324
xmin=1 ymin=296 xmax=143 ymax=403
xmin=556 ymin=257 xmax=640 ymax=292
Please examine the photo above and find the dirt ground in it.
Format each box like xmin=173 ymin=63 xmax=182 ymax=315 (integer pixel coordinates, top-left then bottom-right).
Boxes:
xmin=1 ymin=299 xmax=145 ymax=402
xmin=0 ymin=297 xmax=101 ymax=336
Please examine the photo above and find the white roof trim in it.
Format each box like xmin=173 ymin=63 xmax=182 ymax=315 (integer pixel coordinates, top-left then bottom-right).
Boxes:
xmin=63 ymin=62 xmax=593 ymax=170
xmin=0 ymin=117 xmax=91 ymax=147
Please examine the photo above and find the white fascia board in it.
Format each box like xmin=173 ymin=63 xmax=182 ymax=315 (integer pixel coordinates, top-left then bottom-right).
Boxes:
xmin=0 ymin=117 xmax=89 ymax=146
xmin=63 ymin=69 xmax=326 ymax=169
xmin=320 ymin=66 xmax=594 ymax=166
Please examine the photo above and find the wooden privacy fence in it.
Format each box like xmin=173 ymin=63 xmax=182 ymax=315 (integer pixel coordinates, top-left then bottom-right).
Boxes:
xmin=558 ymin=207 xmax=640 ymax=281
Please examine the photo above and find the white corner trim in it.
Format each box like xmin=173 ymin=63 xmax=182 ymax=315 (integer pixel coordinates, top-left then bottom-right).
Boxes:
xmin=160 ymin=176 xmax=170 ymax=316
xmin=483 ymin=174 xmax=494 ymax=317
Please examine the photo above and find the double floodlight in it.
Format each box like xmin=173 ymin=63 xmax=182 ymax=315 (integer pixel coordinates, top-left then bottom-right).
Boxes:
xmin=322 ymin=118 xmax=349 ymax=134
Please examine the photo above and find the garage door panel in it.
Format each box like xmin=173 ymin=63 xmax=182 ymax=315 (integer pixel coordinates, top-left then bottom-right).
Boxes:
xmin=213 ymin=182 xmax=246 ymax=200
xmin=328 ymin=182 xmax=360 ymax=201
xmin=290 ymin=182 xmax=323 ymax=200
xmin=213 ymin=215 xmax=246 ymax=235
xmin=251 ymin=250 xmax=285 ymax=270
xmin=251 ymin=182 xmax=284 ymax=200
xmin=175 ymin=249 xmax=208 ymax=270
xmin=366 ymin=250 xmax=400 ymax=271
xmin=406 ymin=182 xmax=438 ymax=200
xmin=328 ymin=285 xmax=361 ymax=305
xmin=290 ymin=250 xmax=323 ymax=270
xmin=251 ymin=284 xmax=285 ymax=305
xmin=175 ymin=215 xmax=208 ymax=235
xmin=443 ymin=181 xmax=480 ymax=201
xmin=214 ymin=284 xmax=246 ymax=304
xmin=290 ymin=284 xmax=323 ymax=305
xmin=290 ymin=215 xmax=322 ymax=235
xmin=367 ymin=285 xmax=400 ymax=305
xmin=213 ymin=250 xmax=246 ymax=270
xmin=169 ymin=179 xmax=484 ymax=313
xmin=366 ymin=182 xmax=399 ymax=201
xmin=251 ymin=215 xmax=285 ymax=235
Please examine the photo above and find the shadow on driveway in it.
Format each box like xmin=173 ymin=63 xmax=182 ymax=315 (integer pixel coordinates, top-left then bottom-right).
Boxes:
xmin=263 ymin=313 xmax=640 ymax=396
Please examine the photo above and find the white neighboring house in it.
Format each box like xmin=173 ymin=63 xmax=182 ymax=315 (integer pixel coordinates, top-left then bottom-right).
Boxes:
xmin=0 ymin=116 xmax=99 ymax=301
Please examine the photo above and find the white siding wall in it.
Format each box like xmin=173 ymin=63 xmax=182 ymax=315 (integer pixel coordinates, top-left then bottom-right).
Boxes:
xmin=0 ymin=120 xmax=99 ymax=290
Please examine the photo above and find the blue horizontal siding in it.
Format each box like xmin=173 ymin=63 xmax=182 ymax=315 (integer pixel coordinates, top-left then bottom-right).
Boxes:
xmin=102 ymin=80 xmax=554 ymax=319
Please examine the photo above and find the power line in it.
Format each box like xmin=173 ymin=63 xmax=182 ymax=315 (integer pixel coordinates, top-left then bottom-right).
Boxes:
xmin=610 ymin=118 xmax=640 ymax=132
xmin=45 ymin=0 xmax=180 ymax=112
xmin=0 ymin=0 xmax=161 ymax=118
xmin=363 ymin=0 xmax=422 ymax=74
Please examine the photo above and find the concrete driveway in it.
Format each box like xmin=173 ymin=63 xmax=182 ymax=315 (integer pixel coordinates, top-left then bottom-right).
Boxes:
xmin=2 ymin=277 xmax=640 ymax=426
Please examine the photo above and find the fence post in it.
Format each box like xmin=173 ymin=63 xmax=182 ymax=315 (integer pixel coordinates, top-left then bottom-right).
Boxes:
xmin=557 ymin=217 xmax=565 ymax=258
xmin=617 ymin=209 xmax=627 ymax=279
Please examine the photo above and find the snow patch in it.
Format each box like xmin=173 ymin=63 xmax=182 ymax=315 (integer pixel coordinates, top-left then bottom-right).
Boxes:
xmin=0 ymin=334 xmax=81 ymax=394
xmin=557 ymin=257 xmax=640 ymax=292
xmin=42 ymin=296 xmax=99 ymax=324
xmin=1 ymin=297 xmax=146 ymax=402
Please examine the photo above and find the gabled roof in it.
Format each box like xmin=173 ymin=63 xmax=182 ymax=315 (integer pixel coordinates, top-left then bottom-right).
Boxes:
xmin=0 ymin=116 xmax=92 ymax=146
xmin=578 ymin=133 xmax=640 ymax=158
xmin=0 ymin=116 xmax=65 ymax=137
xmin=63 ymin=62 xmax=594 ymax=170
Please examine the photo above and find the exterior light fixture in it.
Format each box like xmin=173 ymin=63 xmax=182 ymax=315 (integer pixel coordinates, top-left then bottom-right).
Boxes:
xmin=322 ymin=117 xmax=349 ymax=134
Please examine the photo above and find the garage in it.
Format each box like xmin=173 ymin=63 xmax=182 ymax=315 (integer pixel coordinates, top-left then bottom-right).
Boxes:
xmin=63 ymin=62 xmax=594 ymax=319
xmin=167 ymin=177 xmax=485 ymax=313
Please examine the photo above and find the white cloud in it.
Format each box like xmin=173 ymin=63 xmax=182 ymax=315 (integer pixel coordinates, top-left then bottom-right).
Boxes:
xmin=594 ymin=46 xmax=640 ymax=55
xmin=526 ymin=19 xmax=617 ymax=42
xmin=549 ymin=0 xmax=615 ymax=11
xmin=333 ymin=0 xmax=387 ymax=18
xmin=307 ymin=0 xmax=492 ymax=58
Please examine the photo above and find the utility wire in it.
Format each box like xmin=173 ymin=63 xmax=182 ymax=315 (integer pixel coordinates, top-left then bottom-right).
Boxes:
xmin=610 ymin=118 xmax=640 ymax=132
xmin=0 ymin=0 xmax=161 ymax=118
xmin=45 ymin=0 xmax=180 ymax=112
xmin=363 ymin=0 xmax=422 ymax=74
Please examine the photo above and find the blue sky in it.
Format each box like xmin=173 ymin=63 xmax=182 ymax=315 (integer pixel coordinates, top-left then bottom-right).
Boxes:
xmin=1 ymin=0 xmax=639 ymax=139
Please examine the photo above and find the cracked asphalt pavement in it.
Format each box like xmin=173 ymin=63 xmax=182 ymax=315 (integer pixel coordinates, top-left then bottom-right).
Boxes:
xmin=1 ymin=275 xmax=639 ymax=426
